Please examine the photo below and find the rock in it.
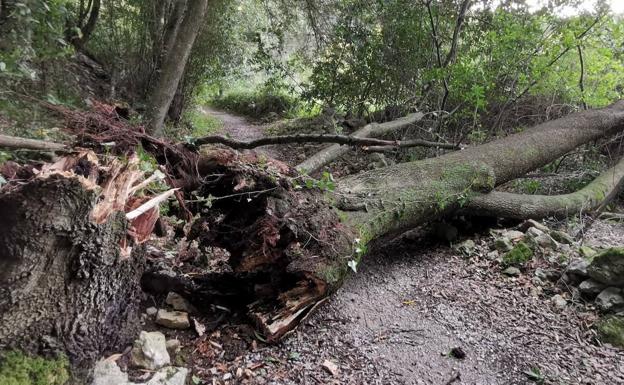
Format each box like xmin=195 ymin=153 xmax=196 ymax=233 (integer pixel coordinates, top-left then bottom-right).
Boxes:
xmin=596 ymin=316 xmax=624 ymax=348
xmin=92 ymin=359 xmax=129 ymax=385
xmin=550 ymin=230 xmax=574 ymax=245
xmin=535 ymin=268 xmax=559 ymax=282
xmin=533 ymin=233 xmax=559 ymax=249
xmin=454 ymin=239 xmax=476 ymax=256
xmin=501 ymin=230 xmax=525 ymax=241
xmin=526 ymin=226 xmax=545 ymax=238
xmin=567 ymin=258 xmax=590 ymax=277
xmin=596 ymin=287 xmax=624 ymax=311
xmin=494 ymin=237 xmax=513 ymax=253
xmin=486 ymin=250 xmax=499 ymax=260
xmin=165 ymin=292 xmax=196 ymax=313
xmin=518 ymin=219 xmax=550 ymax=233
xmin=502 ymin=267 xmax=521 ymax=276
xmin=156 ymin=309 xmax=190 ymax=329
xmin=131 ymin=331 xmax=170 ymax=370
xmin=579 ymin=279 xmax=606 ymax=298
xmin=146 ymin=307 xmax=158 ymax=317
xmin=146 ymin=367 xmax=189 ymax=385
xmin=166 ymin=339 xmax=181 ymax=356
xmin=587 ymin=247 xmax=624 ymax=286
xmin=321 ymin=360 xmax=339 ymax=376
xmin=551 ymin=294 xmax=567 ymax=308
xmin=579 ymin=245 xmax=597 ymax=258
xmin=502 ymin=242 xmax=533 ymax=265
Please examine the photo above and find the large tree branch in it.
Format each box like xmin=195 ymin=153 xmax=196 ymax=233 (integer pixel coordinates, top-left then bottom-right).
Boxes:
xmin=0 ymin=135 xmax=66 ymax=151
xmin=464 ymin=156 xmax=624 ymax=219
xmin=296 ymin=112 xmax=425 ymax=173
xmin=192 ymin=132 xmax=456 ymax=151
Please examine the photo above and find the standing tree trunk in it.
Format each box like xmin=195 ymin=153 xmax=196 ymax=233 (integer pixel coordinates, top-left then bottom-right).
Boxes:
xmin=146 ymin=0 xmax=208 ymax=136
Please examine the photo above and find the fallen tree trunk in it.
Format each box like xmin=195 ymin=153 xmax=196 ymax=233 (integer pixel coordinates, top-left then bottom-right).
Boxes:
xmin=464 ymin=156 xmax=624 ymax=219
xmin=0 ymin=134 xmax=66 ymax=151
xmin=296 ymin=112 xmax=424 ymax=173
xmin=0 ymin=152 xmax=162 ymax=372
xmin=151 ymin=101 xmax=624 ymax=342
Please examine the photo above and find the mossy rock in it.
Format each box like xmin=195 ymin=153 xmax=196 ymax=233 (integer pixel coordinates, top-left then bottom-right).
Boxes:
xmin=503 ymin=242 xmax=533 ymax=266
xmin=596 ymin=316 xmax=624 ymax=348
xmin=0 ymin=351 xmax=70 ymax=385
xmin=579 ymin=245 xmax=597 ymax=259
xmin=587 ymin=247 xmax=624 ymax=286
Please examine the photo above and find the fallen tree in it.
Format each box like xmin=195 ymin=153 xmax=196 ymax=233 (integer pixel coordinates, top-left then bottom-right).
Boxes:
xmin=149 ymin=100 xmax=624 ymax=342
xmin=3 ymin=101 xmax=624 ymax=373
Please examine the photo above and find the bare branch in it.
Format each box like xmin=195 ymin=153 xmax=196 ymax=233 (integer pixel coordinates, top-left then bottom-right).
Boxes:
xmin=0 ymin=135 xmax=67 ymax=151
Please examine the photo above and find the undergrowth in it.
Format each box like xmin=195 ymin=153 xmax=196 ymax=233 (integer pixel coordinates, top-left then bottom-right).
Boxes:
xmin=0 ymin=351 xmax=69 ymax=385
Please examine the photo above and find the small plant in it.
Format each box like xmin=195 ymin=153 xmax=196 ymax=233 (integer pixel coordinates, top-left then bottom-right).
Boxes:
xmin=0 ymin=350 xmax=70 ymax=385
xmin=523 ymin=366 xmax=545 ymax=384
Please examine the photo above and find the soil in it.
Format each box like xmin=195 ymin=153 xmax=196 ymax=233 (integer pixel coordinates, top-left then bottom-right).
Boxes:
xmin=136 ymin=109 xmax=624 ymax=385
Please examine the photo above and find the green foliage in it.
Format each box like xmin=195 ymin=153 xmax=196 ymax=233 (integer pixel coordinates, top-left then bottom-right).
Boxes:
xmin=513 ymin=179 xmax=542 ymax=194
xmin=0 ymin=351 xmax=70 ymax=385
xmin=295 ymin=171 xmax=336 ymax=192
xmin=211 ymin=86 xmax=304 ymax=120
xmin=503 ymin=242 xmax=534 ymax=266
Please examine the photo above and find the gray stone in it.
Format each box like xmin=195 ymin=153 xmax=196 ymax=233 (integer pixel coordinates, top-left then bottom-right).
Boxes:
xmin=550 ymin=230 xmax=574 ymax=245
xmin=156 ymin=309 xmax=190 ymax=329
xmin=526 ymin=227 xmax=545 ymax=238
xmin=454 ymin=239 xmax=476 ymax=256
xmin=567 ymin=258 xmax=590 ymax=277
xmin=587 ymin=248 xmax=624 ymax=286
xmin=494 ymin=238 xmax=513 ymax=253
xmin=146 ymin=307 xmax=158 ymax=317
xmin=486 ymin=250 xmax=499 ymax=260
xmin=535 ymin=268 xmax=559 ymax=282
xmin=596 ymin=287 xmax=624 ymax=311
xmin=165 ymin=292 xmax=196 ymax=313
xmin=502 ymin=230 xmax=525 ymax=241
xmin=502 ymin=267 xmax=521 ymax=276
xmin=131 ymin=331 xmax=170 ymax=370
xmin=166 ymin=339 xmax=181 ymax=356
xmin=146 ymin=367 xmax=189 ymax=385
xmin=92 ymin=359 xmax=129 ymax=385
xmin=579 ymin=279 xmax=606 ymax=297
xmin=551 ymin=294 xmax=567 ymax=308
xmin=519 ymin=219 xmax=550 ymax=233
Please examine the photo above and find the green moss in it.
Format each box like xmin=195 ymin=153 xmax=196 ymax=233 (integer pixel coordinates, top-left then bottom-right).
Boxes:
xmin=503 ymin=242 xmax=534 ymax=265
xmin=579 ymin=245 xmax=597 ymax=259
xmin=0 ymin=351 xmax=70 ymax=385
xmin=596 ymin=316 xmax=624 ymax=348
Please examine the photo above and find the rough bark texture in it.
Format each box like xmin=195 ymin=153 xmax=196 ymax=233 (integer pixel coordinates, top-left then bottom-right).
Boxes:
xmin=146 ymin=0 xmax=208 ymax=136
xmin=296 ymin=112 xmax=424 ymax=174
xmin=465 ymin=156 xmax=624 ymax=219
xmin=0 ymin=175 xmax=145 ymax=369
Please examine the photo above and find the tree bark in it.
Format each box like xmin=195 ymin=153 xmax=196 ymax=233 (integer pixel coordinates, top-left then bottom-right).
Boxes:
xmin=146 ymin=0 xmax=208 ymax=136
xmin=155 ymin=101 xmax=624 ymax=342
xmin=464 ymin=156 xmax=624 ymax=219
xmin=0 ymin=135 xmax=66 ymax=151
xmin=0 ymin=152 xmax=162 ymax=374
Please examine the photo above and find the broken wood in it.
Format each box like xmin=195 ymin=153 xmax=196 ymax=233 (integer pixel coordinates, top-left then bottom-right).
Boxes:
xmin=0 ymin=151 xmax=169 ymax=369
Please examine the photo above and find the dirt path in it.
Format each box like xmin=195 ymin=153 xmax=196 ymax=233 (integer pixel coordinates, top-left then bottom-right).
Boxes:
xmin=200 ymin=106 xmax=281 ymax=159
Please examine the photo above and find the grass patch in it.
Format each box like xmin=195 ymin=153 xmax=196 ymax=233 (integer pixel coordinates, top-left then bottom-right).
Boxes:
xmin=0 ymin=350 xmax=70 ymax=385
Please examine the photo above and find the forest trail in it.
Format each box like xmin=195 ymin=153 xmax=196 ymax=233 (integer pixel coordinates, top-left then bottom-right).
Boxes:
xmin=200 ymin=106 xmax=281 ymax=159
